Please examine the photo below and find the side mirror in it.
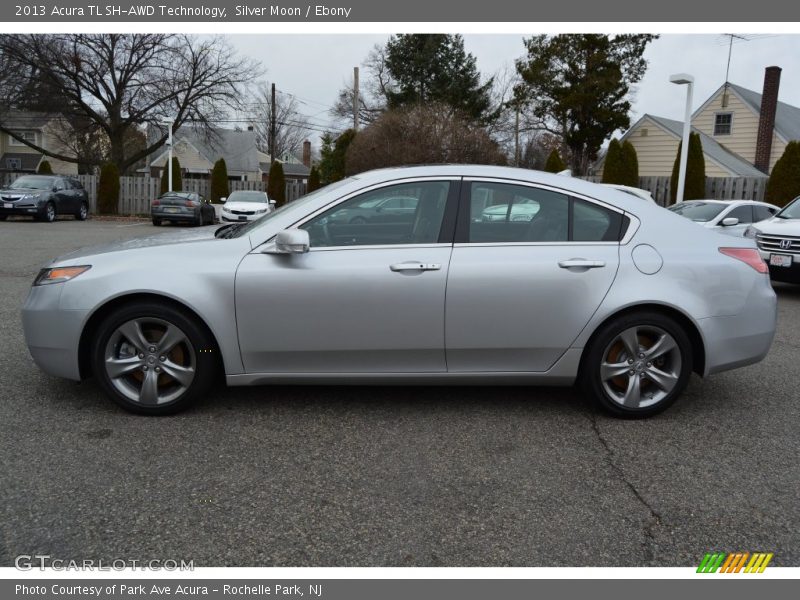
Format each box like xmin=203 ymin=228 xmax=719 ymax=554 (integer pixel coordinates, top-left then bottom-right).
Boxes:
xmin=266 ymin=229 xmax=310 ymax=254
xmin=220 ymin=197 xmax=227 ymax=203
xmin=269 ymin=199 xmax=276 ymax=205
xmin=721 ymin=217 xmax=739 ymax=227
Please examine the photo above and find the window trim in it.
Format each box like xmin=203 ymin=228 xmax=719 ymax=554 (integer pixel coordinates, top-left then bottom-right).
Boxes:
xmin=455 ymin=177 xmax=636 ymax=246
xmin=713 ymin=111 xmax=733 ymax=136
xmin=8 ymin=131 xmax=38 ymax=146
xmin=286 ymin=176 xmax=462 ymax=252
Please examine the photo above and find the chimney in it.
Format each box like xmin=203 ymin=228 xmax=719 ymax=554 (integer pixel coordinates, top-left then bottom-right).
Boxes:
xmin=754 ymin=66 xmax=782 ymax=173
xmin=302 ymin=140 xmax=311 ymax=167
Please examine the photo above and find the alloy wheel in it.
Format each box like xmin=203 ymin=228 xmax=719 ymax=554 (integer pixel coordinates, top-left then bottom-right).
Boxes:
xmin=600 ymin=325 xmax=682 ymax=409
xmin=103 ymin=317 xmax=196 ymax=406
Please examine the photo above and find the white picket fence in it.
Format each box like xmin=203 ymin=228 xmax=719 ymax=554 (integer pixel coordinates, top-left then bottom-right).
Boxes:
xmin=0 ymin=173 xmax=307 ymax=215
xmin=583 ymin=175 xmax=769 ymax=206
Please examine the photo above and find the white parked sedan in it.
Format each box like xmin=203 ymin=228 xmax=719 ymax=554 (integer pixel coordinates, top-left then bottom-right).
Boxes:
xmin=667 ymin=200 xmax=779 ymax=237
xmin=220 ymin=190 xmax=274 ymax=223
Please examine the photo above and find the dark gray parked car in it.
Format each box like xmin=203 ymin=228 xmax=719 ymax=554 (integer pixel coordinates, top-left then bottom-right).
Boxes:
xmin=0 ymin=174 xmax=89 ymax=222
xmin=151 ymin=191 xmax=215 ymax=227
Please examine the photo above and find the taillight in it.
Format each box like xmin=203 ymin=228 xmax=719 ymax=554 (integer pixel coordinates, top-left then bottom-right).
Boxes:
xmin=151 ymin=199 xmax=160 ymax=206
xmin=185 ymin=200 xmax=197 ymax=207
xmin=719 ymin=247 xmax=768 ymax=273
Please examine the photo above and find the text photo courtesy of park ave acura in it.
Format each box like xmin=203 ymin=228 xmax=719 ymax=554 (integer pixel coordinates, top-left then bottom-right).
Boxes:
xmin=0 ymin=20 xmax=799 ymax=588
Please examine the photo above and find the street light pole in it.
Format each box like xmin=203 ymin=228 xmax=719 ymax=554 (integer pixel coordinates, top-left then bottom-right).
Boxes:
xmin=670 ymin=73 xmax=694 ymax=203
xmin=162 ymin=118 xmax=174 ymax=192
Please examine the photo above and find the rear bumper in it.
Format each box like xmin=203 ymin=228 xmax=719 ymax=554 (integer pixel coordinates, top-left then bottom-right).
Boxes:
xmin=152 ymin=207 xmax=198 ymax=221
xmin=698 ymin=276 xmax=777 ymax=376
xmin=21 ymin=284 xmax=86 ymax=381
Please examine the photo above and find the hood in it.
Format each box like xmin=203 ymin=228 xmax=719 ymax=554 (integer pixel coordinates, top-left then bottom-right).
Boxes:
xmin=752 ymin=216 xmax=800 ymax=234
xmin=223 ymin=201 xmax=270 ymax=212
xmin=53 ymin=226 xmax=221 ymax=263
xmin=0 ymin=188 xmax=45 ymax=195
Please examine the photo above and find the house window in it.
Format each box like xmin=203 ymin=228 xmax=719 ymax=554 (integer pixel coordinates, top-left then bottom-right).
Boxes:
xmin=5 ymin=158 xmax=22 ymax=170
xmin=8 ymin=131 xmax=37 ymax=146
xmin=640 ymin=128 xmax=648 ymax=137
xmin=714 ymin=113 xmax=733 ymax=136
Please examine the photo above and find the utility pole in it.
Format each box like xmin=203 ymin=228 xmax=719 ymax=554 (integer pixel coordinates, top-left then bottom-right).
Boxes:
xmin=514 ymin=105 xmax=520 ymax=167
xmin=353 ymin=67 xmax=360 ymax=131
xmin=270 ymin=82 xmax=277 ymax=161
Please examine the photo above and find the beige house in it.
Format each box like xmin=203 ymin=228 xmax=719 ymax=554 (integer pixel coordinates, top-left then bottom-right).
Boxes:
xmin=0 ymin=110 xmax=78 ymax=175
xmin=598 ymin=66 xmax=799 ymax=178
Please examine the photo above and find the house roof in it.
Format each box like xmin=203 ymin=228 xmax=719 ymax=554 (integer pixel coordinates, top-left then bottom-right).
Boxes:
xmin=724 ymin=82 xmax=800 ymax=143
xmin=634 ymin=114 xmax=766 ymax=177
xmin=259 ymin=161 xmax=311 ymax=178
xmin=149 ymin=126 xmax=261 ymax=174
xmin=1 ymin=152 xmax=43 ymax=171
xmin=0 ymin=109 xmax=55 ymax=130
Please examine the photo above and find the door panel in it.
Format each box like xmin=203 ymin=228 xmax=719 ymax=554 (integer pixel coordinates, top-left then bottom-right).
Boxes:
xmin=235 ymin=246 xmax=452 ymax=373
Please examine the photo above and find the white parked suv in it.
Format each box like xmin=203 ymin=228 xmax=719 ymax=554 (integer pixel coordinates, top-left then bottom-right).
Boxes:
xmin=745 ymin=195 xmax=800 ymax=283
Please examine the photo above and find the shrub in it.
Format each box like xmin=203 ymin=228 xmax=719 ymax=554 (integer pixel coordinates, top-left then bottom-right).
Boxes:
xmin=601 ymin=139 xmax=623 ymax=183
xmin=210 ymin=158 xmax=229 ymax=203
xmin=544 ymin=148 xmax=566 ymax=173
xmin=37 ymin=160 xmax=53 ymax=174
xmin=97 ymin=163 xmax=120 ymax=215
xmin=620 ymin=141 xmax=639 ymax=188
xmin=766 ymin=141 xmax=800 ymax=207
xmin=669 ymin=132 xmax=705 ymax=204
xmin=307 ymin=166 xmax=321 ymax=193
xmin=268 ymin=161 xmax=286 ymax=207
xmin=159 ymin=156 xmax=182 ymax=194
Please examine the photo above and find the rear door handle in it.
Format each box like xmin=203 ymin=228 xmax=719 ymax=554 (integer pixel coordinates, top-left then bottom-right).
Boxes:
xmin=558 ymin=259 xmax=606 ymax=269
xmin=390 ymin=261 xmax=442 ymax=272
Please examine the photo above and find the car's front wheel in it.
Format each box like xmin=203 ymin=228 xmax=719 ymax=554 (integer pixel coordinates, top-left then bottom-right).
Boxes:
xmin=76 ymin=201 xmax=89 ymax=221
xmin=581 ymin=311 xmax=693 ymax=418
xmin=38 ymin=201 xmax=56 ymax=223
xmin=92 ymin=302 xmax=219 ymax=415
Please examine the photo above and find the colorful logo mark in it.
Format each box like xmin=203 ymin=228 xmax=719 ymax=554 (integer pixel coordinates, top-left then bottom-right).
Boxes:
xmin=697 ymin=552 xmax=773 ymax=573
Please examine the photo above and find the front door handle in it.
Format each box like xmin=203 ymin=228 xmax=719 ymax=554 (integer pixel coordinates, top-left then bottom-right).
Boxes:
xmin=390 ymin=261 xmax=442 ymax=272
xmin=558 ymin=259 xmax=606 ymax=269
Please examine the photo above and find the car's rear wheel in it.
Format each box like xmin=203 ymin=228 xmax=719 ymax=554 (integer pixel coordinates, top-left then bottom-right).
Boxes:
xmin=76 ymin=201 xmax=89 ymax=221
xmin=0 ymin=215 xmax=7 ymax=221
xmin=581 ymin=311 xmax=693 ymax=418
xmin=92 ymin=302 xmax=219 ymax=415
xmin=194 ymin=212 xmax=203 ymax=227
xmin=152 ymin=218 xmax=161 ymax=226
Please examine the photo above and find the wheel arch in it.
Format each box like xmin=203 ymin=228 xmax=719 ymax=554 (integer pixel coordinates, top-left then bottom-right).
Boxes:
xmin=78 ymin=292 xmax=224 ymax=380
xmin=578 ymin=303 xmax=706 ymax=377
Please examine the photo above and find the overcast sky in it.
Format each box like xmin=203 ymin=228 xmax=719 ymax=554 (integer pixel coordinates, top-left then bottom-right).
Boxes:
xmin=228 ymin=33 xmax=800 ymax=147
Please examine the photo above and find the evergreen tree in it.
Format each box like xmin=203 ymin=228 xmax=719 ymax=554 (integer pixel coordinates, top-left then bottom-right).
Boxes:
xmin=210 ymin=158 xmax=229 ymax=203
xmin=766 ymin=141 xmax=800 ymax=207
xmin=37 ymin=160 xmax=53 ymax=174
xmin=97 ymin=162 xmax=120 ymax=215
xmin=268 ymin=161 xmax=286 ymax=207
xmin=601 ymin=139 xmax=623 ymax=183
xmin=159 ymin=156 xmax=182 ymax=194
xmin=620 ymin=140 xmax=639 ymax=188
xmin=670 ymin=132 xmax=706 ymax=204
xmin=319 ymin=129 xmax=356 ymax=183
xmin=307 ymin=166 xmax=321 ymax=193
xmin=543 ymin=148 xmax=566 ymax=173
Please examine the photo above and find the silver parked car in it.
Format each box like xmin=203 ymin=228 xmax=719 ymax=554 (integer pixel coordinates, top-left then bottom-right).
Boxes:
xmin=667 ymin=199 xmax=779 ymax=237
xmin=22 ymin=166 xmax=777 ymax=418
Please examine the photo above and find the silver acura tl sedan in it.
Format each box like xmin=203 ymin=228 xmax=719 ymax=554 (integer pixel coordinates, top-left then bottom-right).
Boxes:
xmin=21 ymin=166 xmax=777 ymax=418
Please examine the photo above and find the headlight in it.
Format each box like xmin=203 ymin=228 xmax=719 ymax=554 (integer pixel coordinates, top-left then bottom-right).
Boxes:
xmin=33 ymin=265 xmax=91 ymax=286
xmin=743 ymin=226 xmax=759 ymax=239
xmin=255 ymin=208 xmax=268 ymax=214
xmin=222 ymin=206 xmax=232 ymax=213
xmin=21 ymin=193 xmax=41 ymax=202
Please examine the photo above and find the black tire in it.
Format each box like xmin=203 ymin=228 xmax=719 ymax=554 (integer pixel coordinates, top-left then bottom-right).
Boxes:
xmin=91 ymin=301 xmax=219 ymax=416
xmin=0 ymin=215 xmax=7 ymax=221
xmin=194 ymin=211 xmax=203 ymax=227
xmin=76 ymin=201 xmax=89 ymax=221
xmin=152 ymin=218 xmax=161 ymax=226
xmin=39 ymin=201 xmax=56 ymax=223
xmin=580 ymin=310 xmax=693 ymax=419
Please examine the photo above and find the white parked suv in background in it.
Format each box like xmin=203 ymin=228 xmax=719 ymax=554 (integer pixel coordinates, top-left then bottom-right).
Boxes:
xmin=745 ymin=195 xmax=800 ymax=283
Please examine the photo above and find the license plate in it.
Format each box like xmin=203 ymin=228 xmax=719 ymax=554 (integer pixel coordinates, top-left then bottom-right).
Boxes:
xmin=3 ymin=203 xmax=11 ymax=209
xmin=238 ymin=215 xmax=248 ymax=221
xmin=165 ymin=207 xmax=179 ymax=213
xmin=769 ymin=253 xmax=792 ymax=267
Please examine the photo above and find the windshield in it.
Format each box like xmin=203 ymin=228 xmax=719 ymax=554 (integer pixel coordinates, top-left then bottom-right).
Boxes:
xmin=9 ymin=176 xmax=55 ymax=190
xmin=221 ymin=179 xmax=353 ymax=239
xmin=776 ymin=196 xmax=800 ymax=219
xmin=667 ymin=202 xmax=726 ymax=222
xmin=228 ymin=191 xmax=268 ymax=203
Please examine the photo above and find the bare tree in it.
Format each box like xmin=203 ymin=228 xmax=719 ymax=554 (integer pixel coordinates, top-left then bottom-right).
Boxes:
xmin=331 ymin=44 xmax=390 ymax=128
xmin=0 ymin=34 xmax=260 ymax=173
xmin=247 ymin=83 xmax=312 ymax=161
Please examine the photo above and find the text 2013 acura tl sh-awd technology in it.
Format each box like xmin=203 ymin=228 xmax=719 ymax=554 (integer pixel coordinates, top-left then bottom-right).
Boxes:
xmin=21 ymin=166 xmax=777 ymax=417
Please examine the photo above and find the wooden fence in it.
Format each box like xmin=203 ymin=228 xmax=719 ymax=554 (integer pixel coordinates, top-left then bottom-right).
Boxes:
xmin=582 ymin=175 xmax=769 ymax=206
xmin=0 ymin=173 xmax=307 ymax=215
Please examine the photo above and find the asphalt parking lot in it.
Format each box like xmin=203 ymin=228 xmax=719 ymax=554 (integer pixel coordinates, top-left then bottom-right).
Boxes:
xmin=0 ymin=217 xmax=798 ymax=567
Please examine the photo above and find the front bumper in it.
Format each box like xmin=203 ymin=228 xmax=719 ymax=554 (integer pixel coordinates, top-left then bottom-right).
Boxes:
xmin=21 ymin=283 xmax=87 ymax=381
xmin=221 ymin=212 xmax=264 ymax=222
xmin=0 ymin=202 xmax=44 ymax=217
xmin=697 ymin=275 xmax=777 ymax=376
